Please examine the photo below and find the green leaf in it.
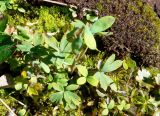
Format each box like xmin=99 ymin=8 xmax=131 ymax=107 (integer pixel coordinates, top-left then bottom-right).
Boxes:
xmin=66 ymin=84 xmax=79 ymax=91
xmin=117 ymin=100 xmax=126 ymax=111
xmin=49 ymin=92 xmax=63 ymax=103
xmin=117 ymin=105 xmax=123 ymax=111
xmin=102 ymin=108 xmax=109 ymax=115
xmin=15 ymin=82 xmax=23 ymax=90
xmin=71 ymin=20 xmax=85 ymax=28
xmin=91 ymin=16 xmax=115 ymax=34
xmin=84 ymin=25 xmax=97 ymax=50
xmin=124 ymin=104 xmax=130 ymax=110
xmin=0 ymin=44 xmax=14 ymax=63
xmin=110 ymin=83 xmax=117 ymax=91
xmin=17 ymin=26 xmax=30 ymax=39
xmin=16 ymin=43 xmax=33 ymax=52
xmin=40 ymin=62 xmax=50 ymax=73
xmin=32 ymin=33 xmax=43 ymax=46
xmin=77 ymin=77 xmax=86 ymax=85
xmin=94 ymin=72 xmax=113 ymax=91
xmin=44 ymin=36 xmax=59 ymax=51
xmin=102 ymin=60 xmax=123 ymax=73
xmin=0 ymin=14 xmax=8 ymax=32
xmin=77 ymin=65 xmax=88 ymax=77
xmin=0 ymin=34 xmax=14 ymax=63
xmin=72 ymin=37 xmax=83 ymax=54
xmin=60 ymin=34 xmax=72 ymax=53
xmin=87 ymin=76 xmax=99 ymax=87
xmin=18 ymin=109 xmax=26 ymax=116
xmin=108 ymin=100 xmax=115 ymax=109
xmin=50 ymin=82 xmax=64 ymax=92
xmin=101 ymin=54 xmax=115 ymax=72
xmin=64 ymin=91 xmax=81 ymax=106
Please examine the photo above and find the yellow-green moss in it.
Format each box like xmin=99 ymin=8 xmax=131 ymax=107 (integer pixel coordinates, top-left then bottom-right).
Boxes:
xmin=7 ymin=2 xmax=72 ymax=33
xmin=0 ymin=89 xmax=16 ymax=116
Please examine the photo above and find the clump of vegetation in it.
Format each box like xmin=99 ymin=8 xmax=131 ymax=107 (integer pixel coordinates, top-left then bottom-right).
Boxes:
xmin=1 ymin=0 xmax=160 ymax=115
xmin=7 ymin=0 xmax=71 ymax=34
xmin=94 ymin=0 xmax=160 ymax=67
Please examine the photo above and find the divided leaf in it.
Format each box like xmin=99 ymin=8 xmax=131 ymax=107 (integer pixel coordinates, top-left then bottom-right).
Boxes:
xmin=49 ymin=92 xmax=63 ymax=103
xmin=101 ymin=54 xmax=122 ymax=73
xmin=94 ymin=72 xmax=113 ymax=91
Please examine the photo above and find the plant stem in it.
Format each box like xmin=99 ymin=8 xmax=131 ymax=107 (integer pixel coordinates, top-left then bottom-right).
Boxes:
xmin=0 ymin=98 xmax=17 ymax=116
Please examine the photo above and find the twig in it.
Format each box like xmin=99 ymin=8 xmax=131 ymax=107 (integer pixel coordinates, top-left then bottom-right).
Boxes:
xmin=9 ymin=96 xmax=27 ymax=108
xmin=43 ymin=0 xmax=77 ymax=8
xmin=0 ymin=98 xmax=17 ymax=116
xmin=42 ymin=0 xmax=98 ymax=15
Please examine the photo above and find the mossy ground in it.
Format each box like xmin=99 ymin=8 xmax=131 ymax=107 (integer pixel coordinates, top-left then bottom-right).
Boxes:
xmin=2 ymin=0 xmax=160 ymax=115
xmin=7 ymin=1 xmax=72 ymax=34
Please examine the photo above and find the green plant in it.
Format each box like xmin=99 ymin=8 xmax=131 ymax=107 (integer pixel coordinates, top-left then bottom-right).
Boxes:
xmin=10 ymin=14 xmax=124 ymax=113
xmin=0 ymin=14 xmax=15 ymax=63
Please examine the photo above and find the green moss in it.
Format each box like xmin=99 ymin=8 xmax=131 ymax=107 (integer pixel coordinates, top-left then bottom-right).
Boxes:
xmin=37 ymin=6 xmax=71 ymax=33
xmin=0 ymin=89 xmax=16 ymax=116
xmin=7 ymin=2 xmax=72 ymax=33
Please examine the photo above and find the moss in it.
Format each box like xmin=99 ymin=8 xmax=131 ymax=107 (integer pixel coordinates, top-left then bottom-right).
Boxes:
xmin=7 ymin=1 xmax=72 ymax=33
xmin=95 ymin=0 xmax=160 ymax=67
xmin=0 ymin=89 xmax=16 ymax=116
xmin=37 ymin=6 xmax=71 ymax=33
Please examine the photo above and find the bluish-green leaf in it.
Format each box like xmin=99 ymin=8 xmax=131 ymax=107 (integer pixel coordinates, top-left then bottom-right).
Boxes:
xmin=101 ymin=54 xmax=115 ymax=72
xmin=104 ymin=60 xmax=123 ymax=72
xmin=60 ymin=34 xmax=72 ymax=53
xmin=49 ymin=92 xmax=63 ymax=103
xmin=91 ymin=16 xmax=115 ymax=34
xmin=94 ymin=72 xmax=113 ymax=91
xmin=64 ymin=91 xmax=81 ymax=106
